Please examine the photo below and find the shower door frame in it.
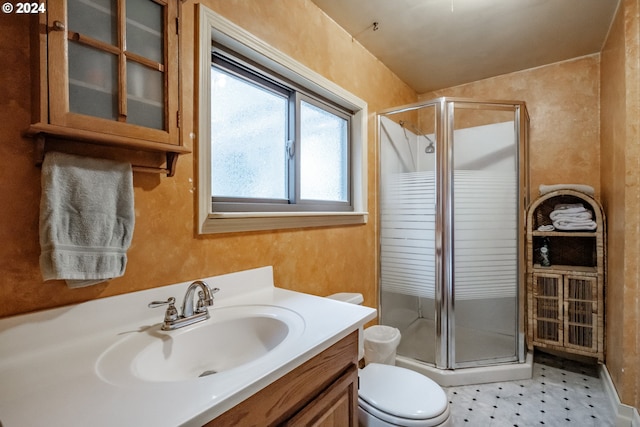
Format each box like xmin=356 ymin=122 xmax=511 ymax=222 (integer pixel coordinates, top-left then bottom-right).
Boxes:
xmin=378 ymin=97 xmax=529 ymax=370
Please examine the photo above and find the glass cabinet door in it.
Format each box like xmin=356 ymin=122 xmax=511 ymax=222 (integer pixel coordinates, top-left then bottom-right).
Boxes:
xmin=125 ymin=0 xmax=165 ymax=129
xmin=46 ymin=0 xmax=177 ymax=144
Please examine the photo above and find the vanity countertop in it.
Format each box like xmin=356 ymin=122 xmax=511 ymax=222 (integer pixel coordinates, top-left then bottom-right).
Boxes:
xmin=0 ymin=266 xmax=376 ymax=426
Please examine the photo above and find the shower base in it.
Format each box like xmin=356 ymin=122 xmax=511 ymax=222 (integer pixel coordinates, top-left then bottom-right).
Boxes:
xmin=395 ymin=318 xmax=533 ymax=387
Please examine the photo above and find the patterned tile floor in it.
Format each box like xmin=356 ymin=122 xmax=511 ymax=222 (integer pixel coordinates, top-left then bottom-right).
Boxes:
xmin=444 ymin=352 xmax=615 ymax=426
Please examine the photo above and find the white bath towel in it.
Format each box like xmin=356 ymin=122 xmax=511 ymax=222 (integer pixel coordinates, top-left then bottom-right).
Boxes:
xmin=39 ymin=152 xmax=135 ymax=288
xmin=537 ymin=224 xmax=555 ymax=231
xmin=552 ymin=203 xmax=587 ymax=213
xmin=553 ymin=219 xmax=597 ymax=231
xmin=539 ymin=184 xmax=595 ymax=197
xmin=550 ymin=210 xmax=592 ymax=221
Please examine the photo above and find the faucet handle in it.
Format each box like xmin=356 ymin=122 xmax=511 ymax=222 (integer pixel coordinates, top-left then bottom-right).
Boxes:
xmin=195 ymin=288 xmax=219 ymax=313
xmin=148 ymin=297 xmax=175 ymax=308
xmin=148 ymin=297 xmax=179 ymax=322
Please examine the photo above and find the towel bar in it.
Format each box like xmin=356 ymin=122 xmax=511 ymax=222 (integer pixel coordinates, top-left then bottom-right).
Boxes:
xmin=33 ymin=135 xmax=178 ymax=176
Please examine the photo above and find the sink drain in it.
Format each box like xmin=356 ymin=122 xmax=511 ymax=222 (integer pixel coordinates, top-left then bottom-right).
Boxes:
xmin=198 ymin=369 xmax=218 ymax=377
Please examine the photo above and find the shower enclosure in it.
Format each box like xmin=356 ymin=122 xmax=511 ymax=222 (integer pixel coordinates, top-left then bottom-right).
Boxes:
xmin=378 ymin=97 xmax=530 ymax=384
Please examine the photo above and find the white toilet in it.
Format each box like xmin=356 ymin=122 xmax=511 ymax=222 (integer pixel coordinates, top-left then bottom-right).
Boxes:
xmin=328 ymin=293 xmax=452 ymax=427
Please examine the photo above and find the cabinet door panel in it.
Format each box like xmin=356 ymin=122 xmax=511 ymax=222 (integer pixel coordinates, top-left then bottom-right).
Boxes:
xmin=564 ymin=275 xmax=597 ymax=352
xmin=531 ymin=273 xmax=563 ymax=345
xmin=284 ymin=365 xmax=358 ymax=427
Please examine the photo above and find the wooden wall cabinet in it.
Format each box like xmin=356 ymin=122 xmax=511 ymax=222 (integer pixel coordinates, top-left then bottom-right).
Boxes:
xmin=526 ymin=190 xmax=605 ymax=362
xmin=29 ymin=0 xmax=189 ymax=176
xmin=207 ymin=331 xmax=359 ymax=427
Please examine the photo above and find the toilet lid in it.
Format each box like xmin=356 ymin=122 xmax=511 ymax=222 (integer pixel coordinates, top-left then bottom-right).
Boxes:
xmin=359 ymin=363 xmax=448 ymax=420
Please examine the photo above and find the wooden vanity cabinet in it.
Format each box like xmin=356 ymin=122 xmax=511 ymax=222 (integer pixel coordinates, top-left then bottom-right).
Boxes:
xmin=207 ymin=331 xmax=359 ymax=427
xmin=29 ymin=0 xmax=189 ymax=176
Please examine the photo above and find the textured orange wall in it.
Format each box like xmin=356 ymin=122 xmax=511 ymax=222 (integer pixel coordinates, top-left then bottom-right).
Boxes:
xmin=0 ymin=0 xmax=416 ymax=318
xmin=419 ymin=55 xmax=601 ymax=202
xmin=600 ymin=0 xmax=640 ymax=410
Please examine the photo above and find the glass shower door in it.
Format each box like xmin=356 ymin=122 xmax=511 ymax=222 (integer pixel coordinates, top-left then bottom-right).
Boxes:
xmin=449 ymin=103 xmax=520 ymax=367
xmin=379 ymin=98 xmax=528 ymax=373
xmin=379 ymin=105 xmax=438 ymax=365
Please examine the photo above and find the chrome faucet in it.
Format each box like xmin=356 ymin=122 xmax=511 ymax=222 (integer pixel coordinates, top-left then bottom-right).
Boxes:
xmin=148 ymin=280 xmax=220 ymax=330
xmin=182 ymin=280 xmax=215 ymax=317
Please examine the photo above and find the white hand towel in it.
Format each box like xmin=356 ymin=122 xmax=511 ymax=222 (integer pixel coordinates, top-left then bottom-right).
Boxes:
xmin=537 ymin=224 xmax=555 ymax=231
xmin=39 ymin=152 xmax=135 ymax=288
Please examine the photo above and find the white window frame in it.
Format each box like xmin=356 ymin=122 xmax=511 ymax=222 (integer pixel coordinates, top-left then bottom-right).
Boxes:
xmin=197 ymin=5 xmax=368 ymax=234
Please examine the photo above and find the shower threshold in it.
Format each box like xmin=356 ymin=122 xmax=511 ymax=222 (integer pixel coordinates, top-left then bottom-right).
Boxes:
xmin=394 ymin=317 xmax=532 ymax=386
xmin=396 ymin=353 xmax=533 ymax=387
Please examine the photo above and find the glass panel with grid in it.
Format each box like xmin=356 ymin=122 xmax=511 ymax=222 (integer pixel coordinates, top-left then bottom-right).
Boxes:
xmin=65 ymin=0 xmax=166 ymax=129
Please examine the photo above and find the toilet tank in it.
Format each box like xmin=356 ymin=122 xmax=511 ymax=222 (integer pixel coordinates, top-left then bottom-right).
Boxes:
xmin=326 ymin=292 xmax=365 ymax=360
xmin=326 ymin=292 xmax=364 ymax=305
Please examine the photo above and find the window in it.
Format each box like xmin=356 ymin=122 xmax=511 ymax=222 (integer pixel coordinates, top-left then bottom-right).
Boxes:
xmin=210 ymin=53 xmax=351 ymax=212
xmin=198 ymin=6 xmax=368 ymax=234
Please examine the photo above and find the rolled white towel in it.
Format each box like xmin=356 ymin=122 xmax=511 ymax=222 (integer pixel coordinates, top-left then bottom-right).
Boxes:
xmin=539 ymin=184 xmax=595 ymax=197
xmin=537 ymin=224 xmax=555 ymax=231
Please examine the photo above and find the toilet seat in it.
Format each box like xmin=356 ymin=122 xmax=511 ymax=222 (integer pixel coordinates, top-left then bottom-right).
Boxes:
xmin=359 ymin=363 xmax=450 ymax=427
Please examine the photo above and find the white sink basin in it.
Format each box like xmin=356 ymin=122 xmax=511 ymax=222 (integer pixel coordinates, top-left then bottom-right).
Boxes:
xmin=97 ymin=305 xmax=305 ymax=384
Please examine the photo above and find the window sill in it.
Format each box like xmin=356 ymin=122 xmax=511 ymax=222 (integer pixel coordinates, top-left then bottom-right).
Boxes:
xmin=199 ymin=211 xmax=368 ymax=234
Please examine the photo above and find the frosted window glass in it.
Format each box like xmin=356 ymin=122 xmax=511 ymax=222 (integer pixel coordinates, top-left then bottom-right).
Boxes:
xmin=126 ymin=0 xmax=163 ymax=63
xmin=210 ymin=67 xmax=287 ymax=199
xmin=300 ymin=101 xmax=348 ymax=201
xmin=68 ymin=0 xmax=116 ymax=45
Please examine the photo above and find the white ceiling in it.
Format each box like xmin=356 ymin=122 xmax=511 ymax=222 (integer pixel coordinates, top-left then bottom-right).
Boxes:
xmin=311 ymin=0 xmax=620 ymax=93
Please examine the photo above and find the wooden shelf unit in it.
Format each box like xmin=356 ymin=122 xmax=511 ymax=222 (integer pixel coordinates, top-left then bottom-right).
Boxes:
xmin=525 ymin=190 xmax=605 ymax=362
